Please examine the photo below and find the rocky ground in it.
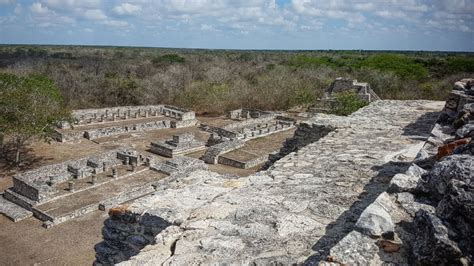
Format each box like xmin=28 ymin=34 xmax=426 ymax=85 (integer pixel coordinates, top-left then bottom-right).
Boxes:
xmin=94 ymin=100 xmax=445 ymax=265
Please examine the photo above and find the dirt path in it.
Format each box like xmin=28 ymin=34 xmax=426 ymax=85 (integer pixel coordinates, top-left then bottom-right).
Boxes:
xmin=0 ymin=210 xmax=106 ymax=265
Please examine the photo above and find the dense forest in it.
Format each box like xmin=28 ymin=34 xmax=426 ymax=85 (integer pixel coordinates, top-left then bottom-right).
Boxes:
xmin=1 ymin=45 xmax=473 ymax=114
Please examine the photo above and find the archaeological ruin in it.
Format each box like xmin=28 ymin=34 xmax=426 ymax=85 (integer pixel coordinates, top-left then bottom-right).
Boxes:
xmin=150 ymin=133 xmax=206 ymax=158
xmin=1 ymin=104 xmax=300 ymax=228
xmin=310 ymin=77 xmax=381 ymax=113
xmin=1 ymin=78 xmax=473 ymax=265
xmin=53 ymin=105 xmax=198 ymax=142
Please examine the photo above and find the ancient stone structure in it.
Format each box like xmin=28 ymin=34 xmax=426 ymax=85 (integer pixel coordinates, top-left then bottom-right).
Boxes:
xmin=324 ymin=77 xmax=380 ymax=102
xmin=201 ymin=112 xmax=295 ymax=144
xmin=319 ymin=79 xmax=474 ymax=265
xmin=94 ymin=99 xmax=444 ymax=265
xmin=310 ymin=77 xmax=381 ymax=113
xmin=0 ymin=149 xmax=162 ymax=227
xmin=201 ymin=140 xmax=245 ymax=164
xmin=54 ymin=105 xmax=198 ymax=142
xmin=150 ymin=134 xmax=205 ymax=158
xmin=150 ymin=156 xmax=208 ymax=175
xmin=226 ymin=108 xmax=274 ymax=120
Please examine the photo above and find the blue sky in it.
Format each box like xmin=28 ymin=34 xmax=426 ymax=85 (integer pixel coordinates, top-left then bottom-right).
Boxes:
xmin=0 ymin=0 xmax=473 ymax=51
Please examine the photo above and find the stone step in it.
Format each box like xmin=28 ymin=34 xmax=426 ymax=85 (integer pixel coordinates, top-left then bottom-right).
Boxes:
xmin=98 ymin=184 xmax=156 ymax=211
xmin=3 ymin=188 xmax=36 ymax=210
xmin=0 ymin=194 xmax=33 ymax=222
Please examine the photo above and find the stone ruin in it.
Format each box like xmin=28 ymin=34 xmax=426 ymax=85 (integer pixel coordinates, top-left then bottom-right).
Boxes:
xmin=310 ymin=77 xmax=381 ymax=113
xmin=320 ymin=78 xmax=474 ymax=265
xmin=202 ymin=109 xmax=296 ymax=145
xmin=199 ymin=109 xmax=296 ymax=168
xmin=226 ymin=108 xmax=274 ymax=120
xmin=150 ymin=156 xmax=208 ymax=175
xmin=1 ymin=149 xmax=149 ymax=226
xmin=54 ymin=105 xmax=198 ymax=142
xmin=92 ymin=79 xmax=473 ymax=265
xmin=6 ymin=149 xmax=129 ymax=203
xmin=150 ymin=133 xmax=206 ymax=158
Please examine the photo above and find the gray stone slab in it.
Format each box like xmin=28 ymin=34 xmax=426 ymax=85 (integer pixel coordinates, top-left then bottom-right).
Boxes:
xmin=0 ymin=195 xmax=33 ymax=222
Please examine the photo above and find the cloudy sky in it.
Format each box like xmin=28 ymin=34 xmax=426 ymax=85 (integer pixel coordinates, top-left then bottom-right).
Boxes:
xmin=0 ymin=0 xmax=472 ymax=51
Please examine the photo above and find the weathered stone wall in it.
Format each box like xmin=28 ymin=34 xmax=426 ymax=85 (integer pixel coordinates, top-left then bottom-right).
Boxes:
xmin=222 ymin=115 xmax=276 ymax=131
xmin=150 ymin=134 xmax=205 ymax=158
xmin=84 ymin=120 xmax=171 ymax=140
xmin=9 ymin=149 xmax=134 ymax=203
xmin=218 ymin=153 xmax=271 ymax=169
xmin=201 ymin=140 xmax=245 ymax=164
xmin=263 ymin=118 xmax=335 ymax=169
xmin=68 ymin=105 xmax=165 ymax=127
xmin=95 ymin=100 xmax=443 ymax=265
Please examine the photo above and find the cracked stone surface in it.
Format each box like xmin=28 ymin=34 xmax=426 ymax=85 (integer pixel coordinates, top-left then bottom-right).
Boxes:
xmin=94 ymin=100 xmax=443 ymax=265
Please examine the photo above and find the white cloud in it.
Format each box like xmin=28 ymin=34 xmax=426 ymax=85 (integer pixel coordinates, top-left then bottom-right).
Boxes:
xmin=0 ymin=0 xmax=15 ymax=5
xmin=42 ymin=0 xmax=101 ymax=10
xmin=113 ymin=3 xmax=142 ymax=15
xmin=14 ymin=4 xmax=22 ymax=14
xmin=83 ymin=9 xmax=107 ymax=20
xmin=102 ymin=19 xmax=129 ymax=28
xmin=30 ymin=2 xmax=50 ymax=15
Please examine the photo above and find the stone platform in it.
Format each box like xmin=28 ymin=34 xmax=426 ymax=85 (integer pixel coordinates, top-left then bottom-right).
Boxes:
xmin=0 ymin=195 xmax=32 ymax=222
xmin=94 ymin=100 xmax=444 ymax=265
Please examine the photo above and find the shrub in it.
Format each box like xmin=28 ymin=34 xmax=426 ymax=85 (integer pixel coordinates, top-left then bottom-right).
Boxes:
xmin=288 ymin=87 xmax=316 ymax=107
xmin=359 ymin=54 xmax=428 ymax=80
xmin=330 ymin=91 xmax=369 ymax=116
xmin=151 ymin=54 xmax=185 ymax=66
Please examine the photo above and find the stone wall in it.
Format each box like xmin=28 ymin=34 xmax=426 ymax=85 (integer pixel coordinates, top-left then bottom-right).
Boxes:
xmin=66 ymin=105 xmax=165 ymax=128
xmin=201 ymin=140 xmax=245 ymax=164
xmin=150 ymin=156 xmax=208 ymax=175
xmin=263 ymin=118 xmax=335 ymax=169
xmin=218 ymin=153 xmax=271 ymax=169
xmin=222 ymin=115 xmax=276 ymax=131
xmin=199 ymin=124 xmax=238 ymax=139
xmin=84 ymin=120 xmax=171 ymax=140
xmin=226 ymin=108 xmax=274 ymax=120
xmin=150 ymin=134 xmax=205 ymax=158
xmin=9 ymin=149 xmax=133 ymax=203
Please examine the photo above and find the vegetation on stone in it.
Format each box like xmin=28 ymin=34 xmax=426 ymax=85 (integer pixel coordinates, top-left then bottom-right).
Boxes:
xmin=330 ymin=91 xmax=369 ymax=116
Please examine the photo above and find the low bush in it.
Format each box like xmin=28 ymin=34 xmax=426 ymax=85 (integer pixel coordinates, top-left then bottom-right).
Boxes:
xmin=330 ymin=91 xmax=369 ymax=116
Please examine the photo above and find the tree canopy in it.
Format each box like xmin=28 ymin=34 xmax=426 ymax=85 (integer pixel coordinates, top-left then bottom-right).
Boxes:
xmin=0 ymin=73 xmax=70 ymax=164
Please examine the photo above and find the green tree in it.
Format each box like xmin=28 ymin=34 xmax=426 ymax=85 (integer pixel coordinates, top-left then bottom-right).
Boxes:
xmin=330 ymin=91 xmax=369 ymax=116
xmin=0 ymin=73 xmax=70 ymax=164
